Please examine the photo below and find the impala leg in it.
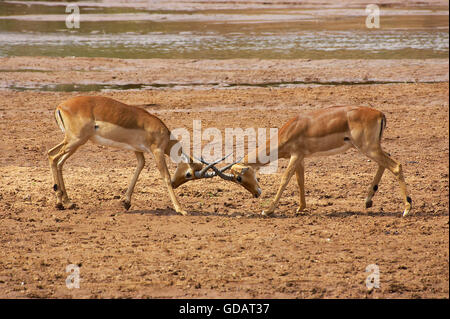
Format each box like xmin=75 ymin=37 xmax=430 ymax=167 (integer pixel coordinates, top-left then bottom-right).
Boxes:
xmin=364 ymin=165 xmax=385 ymax=209
xmin=367 ymin=149 xmax=411 ymax=216
xmin=48 ymin=141 xmax=67 ymax=209
xmin=48 ymin=141 xmax=65 ymax=156
xmin=48 ymin=137 xmax=87 ymax=209
xmin=153 ymin=148 xmax=187 ymax=216
xmin=295 ymin=158 xmax=307 ymax=214
xmin=122 ymin=151 xmax=145 ymax=210
xmin=262 ymin=155 xmax=299 ymax=216
xmin=48 ymin=141 xmax=65 ymax=189
xmin=55 ymin=139 xmax=86 ymax=209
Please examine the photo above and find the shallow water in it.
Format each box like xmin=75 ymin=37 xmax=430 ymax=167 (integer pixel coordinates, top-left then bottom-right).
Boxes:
xmin=0 ymin=1 xmax=448 ymax=60
xmin=2 ymin=80 xmax=439 ymax=92
xmin=0 ymin=29 xmax=448 ymax=60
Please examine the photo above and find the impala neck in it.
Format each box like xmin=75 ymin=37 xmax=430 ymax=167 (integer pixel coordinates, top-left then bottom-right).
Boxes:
xmin=167 ymin=139 xmax=197 ymax=164
xmin=242 ymin=137 xmax=279 ymax=168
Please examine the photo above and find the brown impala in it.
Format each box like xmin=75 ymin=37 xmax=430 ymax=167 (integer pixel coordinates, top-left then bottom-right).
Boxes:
xmin=48 ymin=96 xmax=252 ymax=215
xmin=215 ymin=105 xmax=412 ymax=217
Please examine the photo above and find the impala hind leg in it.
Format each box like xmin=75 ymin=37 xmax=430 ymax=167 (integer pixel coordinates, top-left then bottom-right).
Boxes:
xmin=122 ymin=151 xmax=145 ymax=210
xmin=48 ymin=141 xmax=66 ymax=208
xmin=364 ymin=165 xmax=385 ymax=209
xmin=366 ymin=148 xmax=411 ymax=216
xmin=295 ymin=158 xmax=307 ymax=214
xmin=152 ymin=147 xmax=187 ymax=216
xmin=49 ymin=137 xmax=87 ymax=209
xmin=262 ymin=155 xmax=299 ymax=216
xmin=48 ymin=141 xmax=65 ymax=187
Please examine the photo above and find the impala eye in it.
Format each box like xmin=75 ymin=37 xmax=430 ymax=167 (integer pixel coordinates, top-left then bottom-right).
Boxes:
xmin=186 ymin=172 xmax=192 ymax=178
xmin=236 ymin=176 xmax=242 ymax=182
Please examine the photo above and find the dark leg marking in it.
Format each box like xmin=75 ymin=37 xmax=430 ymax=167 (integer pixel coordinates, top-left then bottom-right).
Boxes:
xmin=344 ymin=137 xmax=350 ymax=141
xmin=122 ymin=200 xmax=131 ymax=211
xmin=406 ymin=196 xmax=412 ymax=204
xmin=373 ymin=184 xmax=378 ymax=192
xmin=53 ymin=184 xmax=58 ymax=191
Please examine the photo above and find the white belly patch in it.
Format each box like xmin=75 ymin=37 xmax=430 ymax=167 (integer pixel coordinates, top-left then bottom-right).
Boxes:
xmin=90 ymin=135 xmax=143 ymax=152
xmin=89 ymin=121 xmax=150 ymax=153
xmin=307 ymin=144 xmax=352 ymax=157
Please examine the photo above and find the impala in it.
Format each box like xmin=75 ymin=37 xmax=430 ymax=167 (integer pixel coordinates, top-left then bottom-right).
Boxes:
xmin=222 ymin=105 xmax=412 ymax=217
xmin=48 ymin=96 xmax=250 ymax=215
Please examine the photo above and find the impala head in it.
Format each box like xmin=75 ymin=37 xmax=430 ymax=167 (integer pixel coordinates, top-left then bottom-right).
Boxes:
xmin=171 ymin=161 xmax=204 ymax=189
xmin=228 ymin=163 xmax=262 ymax=198
xmin=194 ymin=155 xmax=261 ymax=198
xmin=171 ymin=153 xmax=261 ymax=198
xmin=171 ymin=152 xmax=226 ymax=189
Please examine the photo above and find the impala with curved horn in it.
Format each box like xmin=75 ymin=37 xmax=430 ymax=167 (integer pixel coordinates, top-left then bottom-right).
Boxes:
xmin=225 ymin=106 xmax=412 ymax=217
xmin=170 ymin=152 xmax=230 ymax=188
xmin=48 ymin=96 xmax=229 ymax=215
xmin=185 ymin=155 xmax=262 ymax=199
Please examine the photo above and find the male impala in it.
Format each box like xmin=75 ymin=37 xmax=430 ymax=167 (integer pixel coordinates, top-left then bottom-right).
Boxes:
xmin=219 ymin=106 xmax=412 ymax=217
xmin=48 ymin=96 xmax=241 ymax=215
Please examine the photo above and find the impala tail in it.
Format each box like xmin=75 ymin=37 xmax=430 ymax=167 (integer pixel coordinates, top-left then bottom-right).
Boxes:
xmin=54 ymin=108 xmax=66 ymax=133
xmin=379 ymin=113 xmax=386 ymax=140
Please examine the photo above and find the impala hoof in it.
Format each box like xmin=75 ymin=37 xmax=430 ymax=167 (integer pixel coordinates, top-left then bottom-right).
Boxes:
xmin=122 ymin=200 xmax=131 ymax=211
xmin=261 ymin=210 xmax=273 ymax=217
xmin=67 ymin=203 xmax=77 ymax=210
xmin=402 ymin=206 xmax=411 ymax=217
xmin=365 ymin=200 xmax=373 ymax=209
xmin=403 ymin=197 xmax=412 ymax=217
xmin=55 ymin=203 xmax=65 ymax=210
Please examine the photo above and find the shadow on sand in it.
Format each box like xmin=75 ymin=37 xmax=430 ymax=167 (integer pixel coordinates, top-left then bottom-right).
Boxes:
xmin=124 ymin=207 xmax=448 ymax=219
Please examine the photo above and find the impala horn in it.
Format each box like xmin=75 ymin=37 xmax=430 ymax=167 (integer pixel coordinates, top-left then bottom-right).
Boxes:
xmin=181 ymin=152 xmax=233 ymax=179
xmin=194 ymin=154 xmax=243 ymax=181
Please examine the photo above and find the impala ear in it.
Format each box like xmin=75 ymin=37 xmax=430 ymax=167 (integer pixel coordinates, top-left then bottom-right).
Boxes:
xmin=241 ymin=167 xmax=249 ymax=174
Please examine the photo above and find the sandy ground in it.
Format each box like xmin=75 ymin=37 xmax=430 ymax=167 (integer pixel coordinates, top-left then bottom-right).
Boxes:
xmin=0 ymin=57 xmax=448 ymax=298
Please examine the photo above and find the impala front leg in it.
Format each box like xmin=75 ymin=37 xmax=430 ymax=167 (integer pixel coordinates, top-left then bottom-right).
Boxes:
xmin=153 ymin=148 xmax=188 ymax=216
xmin=262 ymin=155 xmax=299 ymax=216
xmin=122 ymin=151 xmax=145 ymax=210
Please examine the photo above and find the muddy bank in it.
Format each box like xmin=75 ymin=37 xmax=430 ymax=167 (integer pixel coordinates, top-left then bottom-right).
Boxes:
xmin=0 ymin=57 xmax=448 ymax=90
xmin=5 ymin=0 xmax=449 ymax=10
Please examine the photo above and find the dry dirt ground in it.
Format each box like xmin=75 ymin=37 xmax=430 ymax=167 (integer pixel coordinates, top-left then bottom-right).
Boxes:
xmin=0 ymin=64 xmax=448 ymax=298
